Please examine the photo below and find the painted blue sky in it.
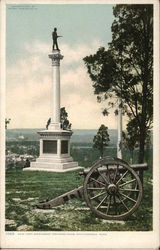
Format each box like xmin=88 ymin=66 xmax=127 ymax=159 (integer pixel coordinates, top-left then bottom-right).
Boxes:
xmin=6 ymin=3 xmax=119 ymax=129
xmin=6 ymin=4 xmax=114 ymax=60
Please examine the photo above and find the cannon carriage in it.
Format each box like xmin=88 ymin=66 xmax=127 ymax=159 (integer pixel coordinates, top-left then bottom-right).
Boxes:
xmin=36 ymin=157 xmax=147 ymax=220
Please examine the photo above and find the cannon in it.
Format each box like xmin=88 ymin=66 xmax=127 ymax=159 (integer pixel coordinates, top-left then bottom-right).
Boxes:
xmin=36 ymin=157 xmax=147 ymax=220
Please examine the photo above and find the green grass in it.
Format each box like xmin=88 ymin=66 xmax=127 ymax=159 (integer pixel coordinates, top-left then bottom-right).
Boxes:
xmin=5 ymin=160 xmax=153 ymax=231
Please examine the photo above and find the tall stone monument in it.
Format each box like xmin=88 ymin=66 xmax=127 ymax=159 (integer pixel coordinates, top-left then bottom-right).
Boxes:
xmin=25 ymin=30 xmax=82 ymax=172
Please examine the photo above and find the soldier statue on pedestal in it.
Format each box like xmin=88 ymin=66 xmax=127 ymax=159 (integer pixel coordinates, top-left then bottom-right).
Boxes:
xmin=52 ymin=28 xmax=62 ymax=51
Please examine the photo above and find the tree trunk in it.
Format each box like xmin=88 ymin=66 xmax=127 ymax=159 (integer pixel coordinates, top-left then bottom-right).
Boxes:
xmin=138 ymin=128 xmax=145 ymax=163
xmin=130 ymin=150 xmax=133 ymax=164
xmin=101 ymin=146 xmax=104 ymax=158
xmin=138 ymin=17 xmax=150 ymax=164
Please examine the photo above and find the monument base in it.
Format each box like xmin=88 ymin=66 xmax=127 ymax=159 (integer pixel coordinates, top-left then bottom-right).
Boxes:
xmin=24 ymin=155 xmax=83 ymax=173
xmin=24 ymin=129 xmax=84 ymax=173
xmin=24 ymin=164 xmax=83 ymax=173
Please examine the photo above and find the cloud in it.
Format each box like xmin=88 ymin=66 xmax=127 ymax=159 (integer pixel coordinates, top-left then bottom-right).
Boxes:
xmin=24 ymin=39 xmax=105 ymax=65
xmin=6 ymin=39 xmax=117 ymax=129
xmin=61 ymin=40 xmax=104 ymax=66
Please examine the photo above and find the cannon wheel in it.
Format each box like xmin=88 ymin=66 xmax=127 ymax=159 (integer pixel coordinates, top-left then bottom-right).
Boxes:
xmin=83 ymin=157 xmax=142 ymax=220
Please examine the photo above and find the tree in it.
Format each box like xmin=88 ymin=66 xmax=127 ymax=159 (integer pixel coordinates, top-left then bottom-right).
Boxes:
xmin=84 ymin=4 xmax=153 ymax=163
xmin=5 ymin=118 xmax=11 ymax=129
xmin=145 ymin=131 xmax=152 ymax=162
xmin=93 ymin=124 xmax=110 ymax=157
xmin=122 ymin=118 xmax=139 ymax=164
xmin=60 ymin=107 xmax=72 ymax=130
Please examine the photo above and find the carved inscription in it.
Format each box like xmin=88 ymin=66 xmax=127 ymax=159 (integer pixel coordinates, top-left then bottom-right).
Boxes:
xmin=61 ymin=140 xmax=68 ymax=154
xmin=43 ymin=140 xmax=57 ymax=154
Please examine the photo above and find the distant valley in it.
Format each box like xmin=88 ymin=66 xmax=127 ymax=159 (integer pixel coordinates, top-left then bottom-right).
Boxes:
xmin=6 ymin=128 xmax=118 ymax=146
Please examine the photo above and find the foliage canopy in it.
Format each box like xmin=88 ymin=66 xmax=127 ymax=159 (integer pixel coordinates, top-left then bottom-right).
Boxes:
xmin=84 ymin=4 xmax=153 ymax=162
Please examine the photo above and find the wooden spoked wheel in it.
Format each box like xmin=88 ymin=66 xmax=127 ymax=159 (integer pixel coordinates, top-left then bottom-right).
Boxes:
xmin=83 ymin=157 xmax=142 ymax=220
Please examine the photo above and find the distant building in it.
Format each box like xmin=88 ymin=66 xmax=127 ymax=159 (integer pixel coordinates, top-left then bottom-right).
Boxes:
xmin=18 ymin=135 xmax=25 ymax=140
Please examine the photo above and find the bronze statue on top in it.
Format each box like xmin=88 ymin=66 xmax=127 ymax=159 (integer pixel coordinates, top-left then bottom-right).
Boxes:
xmin=52 ymin=28 xmax=62 ymax=51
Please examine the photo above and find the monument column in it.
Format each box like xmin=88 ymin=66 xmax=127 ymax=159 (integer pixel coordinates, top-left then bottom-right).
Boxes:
xmin=49 ymin=51 xmax=63 ymax=130
xmin=25 ymin=29 xmax=83 ymax=172
xmin=117 ymin=97 xmax=122 ymax=159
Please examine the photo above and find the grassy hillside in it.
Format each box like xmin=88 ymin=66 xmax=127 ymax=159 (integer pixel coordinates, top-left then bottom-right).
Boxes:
xmin=5 ymin=148 xmax=153 ymax=231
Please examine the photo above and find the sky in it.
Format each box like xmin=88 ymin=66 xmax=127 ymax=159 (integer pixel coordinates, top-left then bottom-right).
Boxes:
xmin=6 ymin=3 xmax=120 ymax=130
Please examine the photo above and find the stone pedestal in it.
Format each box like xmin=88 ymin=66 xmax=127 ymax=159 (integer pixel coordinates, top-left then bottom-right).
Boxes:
xmin=24 ymin=50 xmax=83 ymax=172
xmin=26 ymin=130 xmax=82 ymax=172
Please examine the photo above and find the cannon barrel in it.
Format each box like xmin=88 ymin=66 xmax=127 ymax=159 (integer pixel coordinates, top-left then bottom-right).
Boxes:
xmin=79 ymin=163 xmax=148 ymax=176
